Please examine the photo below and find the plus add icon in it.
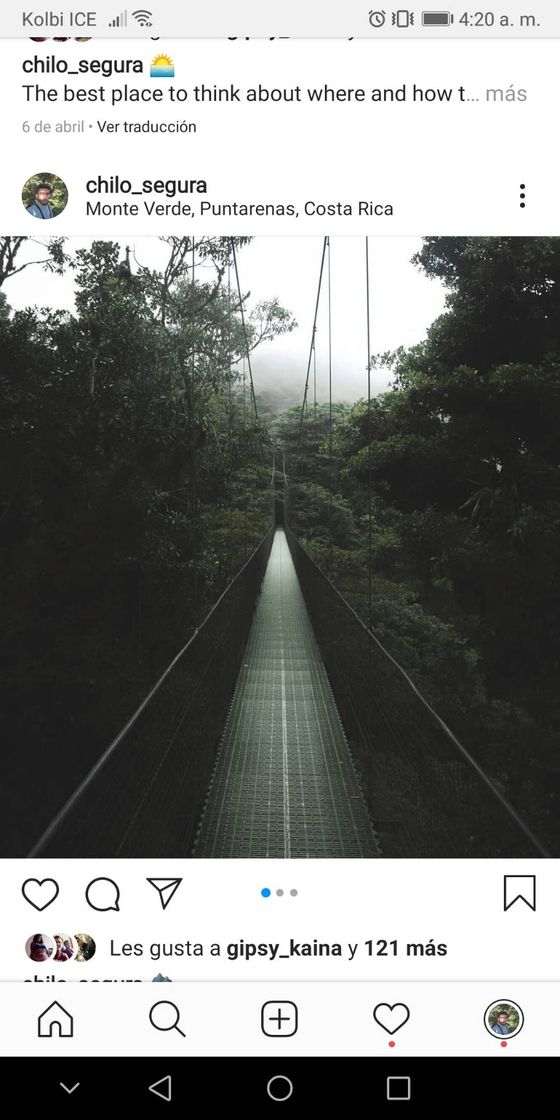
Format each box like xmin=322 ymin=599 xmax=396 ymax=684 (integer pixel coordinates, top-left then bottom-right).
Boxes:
xmin=261 ymin=1001 xmax=298 ymax=1037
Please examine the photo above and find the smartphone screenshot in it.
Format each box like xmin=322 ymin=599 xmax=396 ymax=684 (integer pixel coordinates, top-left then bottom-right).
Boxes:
xmin=1 ymin=0 xmax=558 ymax=1102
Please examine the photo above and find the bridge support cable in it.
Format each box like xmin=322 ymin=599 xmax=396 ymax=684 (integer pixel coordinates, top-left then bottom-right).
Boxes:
xmin=28 ymin=532 xmax=274 ymax=858
xmin=286 ymin=529 xmax=549 ymax=858
xmin=299 ymin=236 xmax=328 ymax=440
xmin=230 ymin=237 xmax=259 ymax=422
xmin=327 ymin=236 xmax=334 ymax=572
xmin=365 ymin=237 xmax=373 ymax=631
xmin=312 ymin=335 xmax=317 ymax=417
xmin=191 ymin=239 xmax=200 ymax=621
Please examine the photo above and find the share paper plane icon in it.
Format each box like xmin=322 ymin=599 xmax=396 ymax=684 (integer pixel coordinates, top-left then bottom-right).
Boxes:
xmin=147 ymin=878 xmax=183 ymax=910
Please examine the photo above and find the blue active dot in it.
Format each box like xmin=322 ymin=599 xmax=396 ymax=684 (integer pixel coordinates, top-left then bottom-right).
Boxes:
xmin=261 ymin=887 xmax=272 ymax=898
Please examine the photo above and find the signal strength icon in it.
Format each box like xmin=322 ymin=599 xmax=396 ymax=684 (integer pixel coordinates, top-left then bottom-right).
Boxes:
xmin=132 ymin=9 xmax=153 ymax=26
xmin=108 ymin=10 xmax=128 ymax=27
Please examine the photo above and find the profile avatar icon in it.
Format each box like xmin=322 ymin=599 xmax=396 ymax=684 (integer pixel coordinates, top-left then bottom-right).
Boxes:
xmin=75 ymin=933 xmax=96 ymax=962
xmin=23 ymin=173 xmax=69 ymax=220
xmin=484 ymin=1000 xmax=524 ymax=1040
xmin=25 ymin=933 xmax=56 ymax=963
xmin=53 ymin=933 xmax=76 ymax=962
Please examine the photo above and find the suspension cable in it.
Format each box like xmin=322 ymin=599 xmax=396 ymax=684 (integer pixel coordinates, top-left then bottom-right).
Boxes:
xmin=227 ymin=258 xmax=232 ymax=424
xmin=299 ymin=236 xmax=328 ymax=440
xmin=327 ymin=236 xmax=333 ymax=558
xmin=225 ymin=254 xmax=233 ymax=578
xmin=191 ymin=238 xmax=199 ymax=622
xmin=27 ymin=530 xmax=274 ymax=858
xmin=312 ymin=337 xmax=317 ymax=418
xmin=365 ymin=237 xmax=373 ymax=629
xmin=230 ymin=238 xmax=258 ymax=421
xmin=287 ymin=529 xmax=549 ymax=857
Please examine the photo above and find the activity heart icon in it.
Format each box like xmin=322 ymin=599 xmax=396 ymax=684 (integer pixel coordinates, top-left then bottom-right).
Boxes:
xmin=373 ymin=1002 xmax=410 ymax=1035
xmin=21 ymin=878 xmax=60 ymax=911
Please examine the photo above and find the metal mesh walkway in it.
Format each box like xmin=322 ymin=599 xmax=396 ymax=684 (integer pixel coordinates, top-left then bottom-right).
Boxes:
xmin=194 ymin=528 xmax=380 ymax=857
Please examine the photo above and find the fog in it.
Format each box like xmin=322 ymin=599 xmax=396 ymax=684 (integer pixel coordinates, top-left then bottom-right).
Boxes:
xmin=4 ymin=235 xmax=446 ymax=407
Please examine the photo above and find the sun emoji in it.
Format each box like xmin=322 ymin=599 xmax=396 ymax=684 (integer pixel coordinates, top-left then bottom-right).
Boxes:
xmin=150 ymin=54 xmax=175 ymax=77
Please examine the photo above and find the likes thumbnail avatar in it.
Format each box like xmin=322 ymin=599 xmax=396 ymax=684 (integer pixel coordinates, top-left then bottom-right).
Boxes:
xmin=150 ymin=54 xmax=175 ymax=78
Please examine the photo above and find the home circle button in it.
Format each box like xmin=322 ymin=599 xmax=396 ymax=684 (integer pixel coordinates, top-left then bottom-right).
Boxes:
xmin=267 ymin=1075 xmax=294 ymax=1102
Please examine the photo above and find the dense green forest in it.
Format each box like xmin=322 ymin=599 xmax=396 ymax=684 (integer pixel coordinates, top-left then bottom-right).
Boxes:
xmin=1 ymin=235 xmax=558 ymax=853
xmin=283 ymin=237 xmax=560 ymax=850
xmin=0 ymin=235 xmax=294 ymax=853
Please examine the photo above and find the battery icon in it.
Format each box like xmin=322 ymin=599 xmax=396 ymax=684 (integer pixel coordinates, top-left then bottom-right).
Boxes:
xmin=422 ymin=11 xmax=453 ymax=25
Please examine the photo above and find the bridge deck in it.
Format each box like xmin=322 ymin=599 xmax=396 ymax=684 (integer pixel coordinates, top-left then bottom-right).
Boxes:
xmin=195 ymin=528 xmax=379 ymax=857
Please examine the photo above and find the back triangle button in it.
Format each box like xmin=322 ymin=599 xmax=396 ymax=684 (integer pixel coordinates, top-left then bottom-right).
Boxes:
xmin=149 ymin=1075 xmax=172 ymax=1102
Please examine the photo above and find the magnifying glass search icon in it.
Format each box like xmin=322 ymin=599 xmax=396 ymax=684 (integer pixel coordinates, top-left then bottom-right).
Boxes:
xmin=149 ymin=1000 xmax=186 ymax=1038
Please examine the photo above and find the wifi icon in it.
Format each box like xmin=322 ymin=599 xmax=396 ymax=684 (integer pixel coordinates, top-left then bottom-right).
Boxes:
xmin=133 ymin=9 xmax=153 ymax=26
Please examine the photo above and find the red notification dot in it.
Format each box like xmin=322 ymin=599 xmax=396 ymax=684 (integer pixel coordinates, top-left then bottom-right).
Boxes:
xmin=389 ymin=1040 xmax=396 ymax=1048
xmin=501 ymin=1041 xmax=507 ymax=1048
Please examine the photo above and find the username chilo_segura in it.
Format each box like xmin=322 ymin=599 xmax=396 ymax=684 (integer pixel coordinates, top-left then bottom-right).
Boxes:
xmin=86 ymin=176 xmax=208 ymax=198
xmin=22 ymin=57 xmax=146 ymax=77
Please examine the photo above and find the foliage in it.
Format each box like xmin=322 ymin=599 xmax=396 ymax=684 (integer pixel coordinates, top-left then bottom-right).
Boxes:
xmin=282 ymin=237 xmax=560 ymax=849
xmin=0 ymin=237 xmax=294 ymax=853
xmin=0 ymin=236 xmax=67 ymax=288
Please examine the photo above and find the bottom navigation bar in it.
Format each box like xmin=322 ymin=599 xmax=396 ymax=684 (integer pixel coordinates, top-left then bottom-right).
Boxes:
xmin=2 ymin=981 xmax=555 ymax=1057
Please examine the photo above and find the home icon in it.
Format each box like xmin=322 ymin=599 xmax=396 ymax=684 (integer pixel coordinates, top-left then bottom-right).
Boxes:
xmin=38 ymin=1001 xmax=74 ymax=1038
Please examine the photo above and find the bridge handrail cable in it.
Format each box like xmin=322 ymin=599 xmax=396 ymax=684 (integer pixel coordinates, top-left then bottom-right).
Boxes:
xmin=287 ymin=534 xmax=549 ymax=858
xmin=28 ymin=530 xmax=273 ymax=858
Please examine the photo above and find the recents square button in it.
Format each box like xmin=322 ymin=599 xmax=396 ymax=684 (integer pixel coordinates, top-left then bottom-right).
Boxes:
xmin=387 ymin=1076 xmax=411 ymax=1101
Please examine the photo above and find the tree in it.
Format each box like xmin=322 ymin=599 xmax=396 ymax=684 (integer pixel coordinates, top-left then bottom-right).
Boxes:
xmin=0 ymin=236 xmax=294 ymax=854
xmin=280 ymin=237 xmax=560 ymax=851
xmin=0 ymin=235 xmax=67 ymax=289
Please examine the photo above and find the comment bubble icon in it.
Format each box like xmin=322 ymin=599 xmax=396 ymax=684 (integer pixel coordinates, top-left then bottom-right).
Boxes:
xmin=85 ymin=877 xmax=121 ymax=912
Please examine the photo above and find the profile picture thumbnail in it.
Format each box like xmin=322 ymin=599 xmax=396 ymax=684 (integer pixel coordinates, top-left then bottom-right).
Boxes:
xmin=75 ymin=933 xmax=96 ymax=962
xmin=53 ymin=933 xmax=76 ymax=961
xmin=484 ymin=1000 xmax=524 ymax=1039
xmin=22 ymin=173 xmax=68 ymax=220
xmin=26 ymin=933 xmax=55 ymax=963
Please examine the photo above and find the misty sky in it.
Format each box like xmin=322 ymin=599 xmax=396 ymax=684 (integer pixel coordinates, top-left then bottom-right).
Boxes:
xmin=4 ymin=235 xmax=446 ymax=404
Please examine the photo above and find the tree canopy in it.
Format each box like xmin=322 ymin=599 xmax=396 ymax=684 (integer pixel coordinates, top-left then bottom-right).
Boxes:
xmin=0 ymin=235 xmax=295 ymax=853
xmin=284 ymin=237 xmax=560 ymax=851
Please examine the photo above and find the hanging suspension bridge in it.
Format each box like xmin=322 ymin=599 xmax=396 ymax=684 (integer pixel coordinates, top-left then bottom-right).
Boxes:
xmin=29 ymin=239 xmax=548 ymax=860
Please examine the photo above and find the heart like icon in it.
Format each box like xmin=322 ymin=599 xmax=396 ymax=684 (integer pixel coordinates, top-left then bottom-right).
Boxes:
xmin=21 ymin=878 xmax=60 ymax=911
xmin=373 ymin=1002 xmax=411 ymax=1035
